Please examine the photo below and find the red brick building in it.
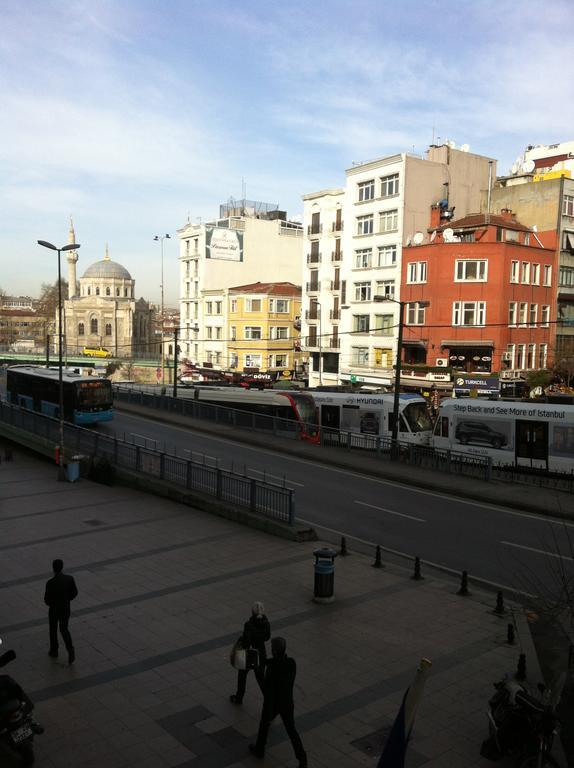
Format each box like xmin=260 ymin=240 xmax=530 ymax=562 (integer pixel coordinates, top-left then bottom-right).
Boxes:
xmin=400 ymin=208 xmax=558 ymax=374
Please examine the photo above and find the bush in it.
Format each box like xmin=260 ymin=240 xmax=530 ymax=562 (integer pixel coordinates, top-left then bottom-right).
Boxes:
xmin=89 ymin=455 xmax=116 ymax=485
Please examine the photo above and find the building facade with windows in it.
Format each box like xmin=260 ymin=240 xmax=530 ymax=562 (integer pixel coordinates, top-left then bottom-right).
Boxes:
xmin=302 ymin=144 xmax=494 ymax=387
xmin=400 ymin=209 xmax=556 ymax=375
xmin=226 ymin=282 xmax=302 ymax=376
xmin=177 ymin=200 xmax=303 ymax=366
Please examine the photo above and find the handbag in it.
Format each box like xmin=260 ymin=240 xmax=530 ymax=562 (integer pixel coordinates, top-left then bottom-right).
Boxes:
xmin=230 ymin=637 xmax=246 ymax=670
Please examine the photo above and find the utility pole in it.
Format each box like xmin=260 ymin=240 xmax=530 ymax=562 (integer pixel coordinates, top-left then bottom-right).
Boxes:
xmin=154 ymin=234 xmax=171 ymax=387
xmin=46 ymin=333 xmax=50 ymax=367
xmin=173 ymin=326 xmax=179 ymax=398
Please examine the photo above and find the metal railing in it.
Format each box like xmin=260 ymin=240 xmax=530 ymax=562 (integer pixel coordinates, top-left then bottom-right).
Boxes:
xmin=0 ymin=401 xmax=295 ymax=524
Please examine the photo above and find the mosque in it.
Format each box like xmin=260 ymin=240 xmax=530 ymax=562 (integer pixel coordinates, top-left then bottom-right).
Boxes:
xmin=61 ymin=220 xmax=155 ymax=358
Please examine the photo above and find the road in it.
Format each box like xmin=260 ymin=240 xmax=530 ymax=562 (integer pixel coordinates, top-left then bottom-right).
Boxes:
xmin=99 ymin=408 xmax=574 ymax=598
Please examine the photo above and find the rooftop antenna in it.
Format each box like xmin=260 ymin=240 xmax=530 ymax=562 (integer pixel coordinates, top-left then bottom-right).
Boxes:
xmin=241 ymin=177 xmax=246 ymax=202
xmin=486 ymin=160 xmax=494 ymax=226
xmin=531 ymin=225 xmax=545 ymax=249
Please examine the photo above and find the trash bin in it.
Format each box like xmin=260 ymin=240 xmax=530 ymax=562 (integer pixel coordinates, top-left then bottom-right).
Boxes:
xmin=313 ymin=547 xmax=337 ymax=603
xmin=66 ymin=457 xmax=81 ymax=483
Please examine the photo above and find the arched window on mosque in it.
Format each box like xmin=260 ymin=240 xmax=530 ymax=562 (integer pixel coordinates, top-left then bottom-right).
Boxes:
xmin=106 ymin=287 xmax=111 ymax=296
xmin=124 ymin=288 xmax=128 ymax=297
xmin=91 ymin=318 xmax=98 ymax=334
xmin=96 ymin=287 xmax=100 ymax=296
xmin=105 ymin=323 xmax=112 ymax=336
xmin=116 ymin=287 xmax=120 ymax=296
xmin=87 ymin=287 xmax=91 ymax=296
xmin=78 ymin=323 xmax=85 ymax=336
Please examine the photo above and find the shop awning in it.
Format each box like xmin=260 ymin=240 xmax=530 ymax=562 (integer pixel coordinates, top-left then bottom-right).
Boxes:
xmin=402 ymin=340 xmax=427 ymax=347
xmin=441 ymin=340 xmax=494 ymax=348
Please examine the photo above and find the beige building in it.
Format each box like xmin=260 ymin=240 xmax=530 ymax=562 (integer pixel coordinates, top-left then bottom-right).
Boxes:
xmin=302 ymin=143 xmax=495 ymax=387
xmin=60 ymin=222 xmax=154 ymax=358
xmin=177 ymin=199 xmax=303 ymax=366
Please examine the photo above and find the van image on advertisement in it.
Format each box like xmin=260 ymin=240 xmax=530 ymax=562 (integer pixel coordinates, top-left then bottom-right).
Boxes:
xmin=82 ymin=346 xmax=112 ymax=358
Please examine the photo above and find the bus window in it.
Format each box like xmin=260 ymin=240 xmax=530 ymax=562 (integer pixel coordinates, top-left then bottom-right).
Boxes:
xmin=402 ymin=402 xmax=433 ymax=433
xmin=434 ymin=416 xmax=449 ymax=438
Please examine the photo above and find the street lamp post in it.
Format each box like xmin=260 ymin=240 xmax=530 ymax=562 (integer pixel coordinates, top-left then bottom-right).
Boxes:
xmin=154 ymin=234 xmax=170 ymax=387
xmin=37 ymin=239 xmax=81 ymax=480
xmin=316 ymin=299 xmax=323 ymax=386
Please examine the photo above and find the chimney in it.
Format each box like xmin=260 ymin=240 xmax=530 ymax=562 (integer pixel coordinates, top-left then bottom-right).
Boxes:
xmin=500 ymin=207 xmax=513 ymax=221
xmin=430 ymin=204 xmax=442 ymax=230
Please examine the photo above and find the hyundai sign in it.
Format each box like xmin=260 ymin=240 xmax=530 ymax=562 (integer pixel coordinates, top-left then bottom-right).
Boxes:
xmin=454 ymin=375 xmax=500 ymax=395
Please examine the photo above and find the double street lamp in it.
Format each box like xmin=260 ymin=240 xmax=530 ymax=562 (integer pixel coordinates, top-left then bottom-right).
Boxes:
xmin=154 ymin=234 xmax=170 ymax=386
xmin=37 ymin=239 xmax=81 ymax=480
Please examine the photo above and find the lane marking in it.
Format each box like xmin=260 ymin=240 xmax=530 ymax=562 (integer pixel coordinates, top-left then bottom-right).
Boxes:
xmin=500 ymin=541 xmax=574 ymax=562
xmin=355 ymin=500 xmax=426 ymax=523
xmin=114 ymin=412 xmax=571 ymax=525
xmin=248 ymin=468 xmax=305 ymax=487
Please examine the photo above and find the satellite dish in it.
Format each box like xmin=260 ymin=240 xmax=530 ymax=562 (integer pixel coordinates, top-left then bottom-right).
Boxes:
xmin=406 ymin=236 xmax=412 ymax=246
xmin=443 ymin=227 xmax=454 ymax=242
xmin=430 ymin=230 xmax=437 ymax=242
xmin=413 ymin=232 xmax=424 ymax=245
xmin=522 ymin=159 xmax=535 ymax=173
xmin=460 ymin=143 xmax=470 ymax=152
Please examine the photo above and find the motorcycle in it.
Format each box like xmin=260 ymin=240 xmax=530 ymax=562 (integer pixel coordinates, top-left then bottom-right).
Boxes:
xmin=0 ymin=640 xmax=43 ymax=766
xmin=480 ymin=674 xmax=561 ymax=768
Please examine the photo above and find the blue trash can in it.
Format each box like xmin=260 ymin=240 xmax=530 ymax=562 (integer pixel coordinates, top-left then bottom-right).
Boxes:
xmin=66 ymin=459 xmax=80 ymax=483
xmin=313 ymin=547 xmax=337 ymax=603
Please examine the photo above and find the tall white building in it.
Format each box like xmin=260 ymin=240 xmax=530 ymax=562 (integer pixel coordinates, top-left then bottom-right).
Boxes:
xmin=177 ymin=200 xmax=303 ymax=366
xmin=302 ymin=144 xmax=494 ymax=388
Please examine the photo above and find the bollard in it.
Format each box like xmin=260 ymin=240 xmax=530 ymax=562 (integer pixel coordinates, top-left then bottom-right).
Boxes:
xmin=494 ymin=591 xmax=505 ymax=616
xmin=516 ymin=653 xmax=526 ymax=681
xmin=506 ymin=623 xmax=515 ymax=645
xmin=5 ymin=446 xmax=13 ymax=462
xmin=412 ymin=556 xmax=423 ymax=581
xmin=339 ymin=536 xmax=349 ymax=557
xmin=372 ymin=545 xmax=384 ymax=569
xmin=457 ymin=570 xmax=470 ymax=596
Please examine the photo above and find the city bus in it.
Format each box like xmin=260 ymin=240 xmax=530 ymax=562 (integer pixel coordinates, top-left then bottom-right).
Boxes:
xmin=311 ymin=391 xmax=433 ymax=445
xmin=6 ymin=365 xmax=113 ymax=425
xmin=190 ymin=386 xmax=319 ymax=442
xmin=433 ymin=398 xmax=574 ymax=472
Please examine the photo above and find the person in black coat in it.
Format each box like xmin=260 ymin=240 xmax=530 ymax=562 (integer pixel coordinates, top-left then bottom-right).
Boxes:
xmin=230 ymin=601 xmax=270 ymax=704
xmin=249 ymin=636 xmax=307 ymax=768
xmin=44 ymin=559 xmax=78 ymax=664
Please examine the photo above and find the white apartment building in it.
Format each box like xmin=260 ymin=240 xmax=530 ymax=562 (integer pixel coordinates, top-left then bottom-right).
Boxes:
xmin=177 ymin=200 xmax=303 ymax=366
xmin=302 ymin=144 xmax=494 ymax=388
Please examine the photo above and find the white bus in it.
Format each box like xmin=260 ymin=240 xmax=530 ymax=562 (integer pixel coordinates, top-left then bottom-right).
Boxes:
xmin=433 ymin=398 xmax=574 ymax=472
xmin=311 ymin=391 xmax=433 ymax=445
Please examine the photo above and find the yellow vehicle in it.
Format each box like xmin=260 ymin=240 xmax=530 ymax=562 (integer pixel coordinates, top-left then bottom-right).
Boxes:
xmin=82 ymin=346 xmax=112 ymax=358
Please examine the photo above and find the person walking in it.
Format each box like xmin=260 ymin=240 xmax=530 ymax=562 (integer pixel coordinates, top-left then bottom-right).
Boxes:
xmin=44 ymin=559 xmax=78 ymax=664
xmin=230 ymin=601 xmax=270 ymax=704
xmin=249 ymin=636 xmax=307 ymax=767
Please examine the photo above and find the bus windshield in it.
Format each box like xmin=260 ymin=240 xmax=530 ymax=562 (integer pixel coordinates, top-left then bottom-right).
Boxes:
xmin=75 ymin=380 xmax=113 ymax=409
xmin=292 ymin=393 xmax=318 ymax=428
xmin=402 ymin=402 xmax=433 ymax=433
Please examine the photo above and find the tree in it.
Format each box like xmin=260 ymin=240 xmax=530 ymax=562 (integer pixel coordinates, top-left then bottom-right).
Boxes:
xmin=526 ymin=369 xmax=553 ymax=392
xmin=37 ymin=280 xmax=68 ymax=319
xmin=554 ymin=357 xmax=574 ymax=388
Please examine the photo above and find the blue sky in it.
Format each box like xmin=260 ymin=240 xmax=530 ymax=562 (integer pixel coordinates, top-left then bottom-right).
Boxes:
xmin=1 ymin=0 xmax=573 ymax=304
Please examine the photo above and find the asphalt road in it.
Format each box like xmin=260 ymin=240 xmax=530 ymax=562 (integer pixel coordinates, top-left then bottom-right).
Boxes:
xmin=98 ymin=408 xmax=574 ymax=598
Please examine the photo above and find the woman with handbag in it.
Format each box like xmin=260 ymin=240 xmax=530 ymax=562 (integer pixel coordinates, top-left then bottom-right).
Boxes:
xmin=230 ymin=601 xmax=270 ymax=705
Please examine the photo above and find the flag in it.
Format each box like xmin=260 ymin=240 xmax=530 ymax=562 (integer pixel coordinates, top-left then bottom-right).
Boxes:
xmin=377 ymin=658 xmax=432 ymax=767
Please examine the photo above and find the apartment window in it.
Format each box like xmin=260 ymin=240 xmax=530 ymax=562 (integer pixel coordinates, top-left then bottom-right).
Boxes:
xmin=374 ymin=314 xmax=393 ymax=335
xmin=215 ymin=301 xmax=222 ymax=314
xmin=527 ymin=343 xmax=536 ymax=369
xmin=245 ymin=326 xmax=262 ymax=340
xmin=378 ymin=244 xmax=397 ymax=267
xmin=379 ymin=209 xmax=398 ymax=233
xmin=508 ymin=302 xmax=517 ymax=326
xmin=452 ymin=301 xmax=486 ymax=326
xmin=358 ymin=179 xmax=375 ymax=202
xmin=246 ymin=298 xmax=262 ymax=311
xmin=380 ymin=173 xmax=399 ymax=197
xmin=230 ymin=326 xmax=237 ymax=340
xmin=245 ymin=354 xmax=262 ymax=368
xmin=354 ymin=248 xmax=372 ymax=269
xmin=375 ymin=279 xmax=395 ymax=299
xmin=543 ymin=265 xmax=552 ymax=286
xmin=559 ymin=266 xmax=574 ymax=286
xmin=206 ymin=302 xmax=213 ymax=315
xmin=354 ymin=282 xmax=371 ymax=301
xmin=505 ymin=229 xmax=520 ymax=243
xmin=269 ymin=299 xmax=289 ymax=313
xmin=539 ymin=343 xmax=548 ymax=369
xmin=529 ymin=304 xmax=538 ymax=326
xmin=230 ymin=299 xmax=237 ymax=313
xmin=505 ymin=344 xmax=516 ymax=369
xmin=78 ymin=323 xmax=85 ymax=336
xmin=357 ymin=214 xmax=374 ymax=235
xmin=352 ymin=347 xmax=369 ymax=366
xmin=455 ymin=260 xmax=487 ymax=282
xmin=521 ymin=262 xmax=530 ymax=284
xmin=206 ymin=326 xmax=213 ymax=339
xmin=563 ymin=195 xmax=574 ymax=217
xmin=406 ymin=303 xmax=426 ymax=325
xmin=271 ymin=354 xmax=288 ymax=368
xmin=90 ymin=318 xmax=98 ymax=334
xmin=215 ymin=327 xmax=222 ymax=340
xmin=407 ymin=262 xmax=427 ymax=284
xmin=563 ymin=231 xmax=574 ymax=253
xmin=517 ymin=344 xmax=526 ymax=369
xmin=531 ymin=264 xmax=540 ymax=285
xmin=353 ymin=314 xmax=370 ymax=333
xmin=105 ymin=323 xmax=112 ymax=336
xmin=230 ymin=353 xmax=239 ymax=368
xmin=541 ymin=305 xmax=550 ymax=327
xmin=272 ymin=327 xmax=289 ymax=340
xmin=510 ymin=261 xmax=519 ymax=283
xmin=518 ymin=302 xmax=528 ymax=326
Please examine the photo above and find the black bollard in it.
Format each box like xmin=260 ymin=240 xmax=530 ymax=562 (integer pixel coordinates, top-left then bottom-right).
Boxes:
xmin=4 ymin=446 xmax=13 ymax=462
xmin=516 ymin=653 xmax=526 ymax=681
xmin=457 ymin=570 xmax=470 ymax=596
xmin=506 ymin=623 xmax=515 ymax=645
xmin=494 ymin=591 xmax=505 ymax=616
xmin=339 ymin=536 xmax=348 ymax=557
xmin=372 ymin=545 xmax=383 ymax=569
xmin=412 ymin=556 xmax=423 ymax=580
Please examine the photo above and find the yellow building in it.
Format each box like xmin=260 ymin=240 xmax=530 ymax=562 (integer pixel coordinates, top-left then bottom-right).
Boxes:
xmin=227 ymin=282 xmax=303 ymax=376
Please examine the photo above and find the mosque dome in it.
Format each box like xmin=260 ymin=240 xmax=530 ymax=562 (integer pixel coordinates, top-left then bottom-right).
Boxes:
xmin=81 ymin=249 xmax=132 ymax=281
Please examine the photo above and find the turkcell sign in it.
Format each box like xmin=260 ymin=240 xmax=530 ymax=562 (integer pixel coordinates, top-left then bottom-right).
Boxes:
xmin=454 ymin=375 xmax=500 ymax=394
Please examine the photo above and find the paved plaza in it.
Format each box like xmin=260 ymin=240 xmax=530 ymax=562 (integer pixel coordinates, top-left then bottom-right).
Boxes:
xmin=0 ymin=449 xmax=563 ymax=767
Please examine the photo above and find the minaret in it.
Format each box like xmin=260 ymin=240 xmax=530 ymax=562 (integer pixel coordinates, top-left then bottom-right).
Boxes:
xmin=67 ymin=217 xmax=79 ymax=299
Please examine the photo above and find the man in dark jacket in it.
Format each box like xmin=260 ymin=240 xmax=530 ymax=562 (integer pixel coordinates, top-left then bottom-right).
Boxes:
xmin=230 ymin=601 xmax=270 ymax=704
xmin=249 ymin=636 xmax=307 ymax=767
xmin=44 ymin=559 xmax=78 ymax=664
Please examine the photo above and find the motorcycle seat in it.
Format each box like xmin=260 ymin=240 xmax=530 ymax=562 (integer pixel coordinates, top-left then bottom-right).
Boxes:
xmin=515 ymin=689 xmax=545 ymax=713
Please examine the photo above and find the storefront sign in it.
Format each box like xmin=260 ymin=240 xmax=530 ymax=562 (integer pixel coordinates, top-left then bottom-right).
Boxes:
xmin=454 ymin=375 xmax=499 ymax=395
xmin=206 ymin=227 xmax=243 ymax=261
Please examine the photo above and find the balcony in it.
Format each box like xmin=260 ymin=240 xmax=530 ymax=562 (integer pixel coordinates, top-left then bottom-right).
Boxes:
xmin=305 ymin=309 xmax=319 ymax=320
xmin=332 ymin=221 xmax=344 ymax=233
xmin=307 ymin=223 xmax=323 ymax=237
xmin=330 ymin=309 xmax=341 ymax=320
xmin=304 ymin=335 xmax=319 ymax=349
xmin=306 ymin=253 xmax=322 ymax=264
xmin=331 ymin=250 xmax=343 ymax=262
xmin=330 ymin=280 xmax=341 ymax=291
xmin=306 ymin=281 xmax=321 ymax=293
xmin=329 ymin=337 xmax=340 ymax=349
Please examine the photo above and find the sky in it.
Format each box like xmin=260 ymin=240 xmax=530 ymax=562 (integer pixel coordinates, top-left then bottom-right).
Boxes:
xmin=1 ymin=0 xmax=573 ymax=305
